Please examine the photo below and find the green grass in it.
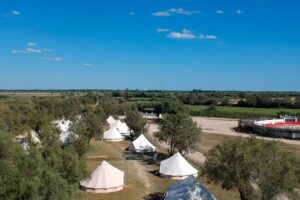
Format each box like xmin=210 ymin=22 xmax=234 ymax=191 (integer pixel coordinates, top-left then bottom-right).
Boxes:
xmin=80 ymin=138 xmax=240 ymax=200
xmin=187 ymin=105 xmax=300 ymax=115
xmin=79 ymin=140 xmax=147 ymax=200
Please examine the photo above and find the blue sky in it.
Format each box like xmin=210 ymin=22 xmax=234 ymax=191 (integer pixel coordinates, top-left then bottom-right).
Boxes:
xmin=0 ymin=0 xmax=299 ymax=91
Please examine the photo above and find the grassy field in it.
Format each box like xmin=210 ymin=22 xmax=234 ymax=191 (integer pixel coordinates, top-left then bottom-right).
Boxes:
xmin=198 ymin=132 xmax=300 ymax=160
xmin=187 ymin=105 xmax=300 ymax=115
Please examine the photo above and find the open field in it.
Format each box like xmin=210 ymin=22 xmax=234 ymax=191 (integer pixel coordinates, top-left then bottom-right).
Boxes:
xmin=79 ymin=138 xmax=240 ymax=200
xmin=188 ymin=105 xmax=300 ymax=115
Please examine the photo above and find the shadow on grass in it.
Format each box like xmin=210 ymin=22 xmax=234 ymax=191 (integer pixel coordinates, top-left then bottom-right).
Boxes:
xmin=148 ymin=169 xmax=162 ymax=178
xmin=123 ymin=151 xmax=169 ymax=166
xmin=143 ymin=192 xmax=164 ymax=200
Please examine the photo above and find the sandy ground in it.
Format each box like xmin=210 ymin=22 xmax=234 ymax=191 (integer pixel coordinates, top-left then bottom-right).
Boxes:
xmin=193 ymin=116 xmax=300 ymax=146
xmin=147 ymin=116 xmax=300 ymax=165
xmin=193 ymin=117 xmax=240 ymax=136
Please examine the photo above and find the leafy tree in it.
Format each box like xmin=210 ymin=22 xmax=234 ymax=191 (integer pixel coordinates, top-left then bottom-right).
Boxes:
xmin=72 ymin=111 xmax=103 ymax=143
xmin=124 ymin=108 xmax=147 ymax=136
xmin=154 ymin=98 xmax=188 ymax=115
xmin=155 ymin=113 xmax=201 ymax=155
xmin=97 ymin=95 xmax=121 ymax=116
xmin=203 ymin=138 xmax=300 ymax=200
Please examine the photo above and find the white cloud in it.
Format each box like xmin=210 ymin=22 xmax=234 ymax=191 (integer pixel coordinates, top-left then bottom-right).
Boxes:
xmin=236 ymin=9 xmax=245 ymax=15
xmin=83 ymin=63 xmax=93 ymax=67
xmin=26 ymin=48 xmax=43 ymax=53
xmin=168 ymin=8 xmax=199 ymax=15
xmin=156 ymin=28 xmax=171 ymax=33
xmin=12 ymin=45 xmax=52 ymax=54
xmin=152 ymin=8 xmax=199 ymax=17
xmin=152 ymin=11 xmax=171 ymax=17
xmin=128 ymin=12 xmax=135 ymax=15
xmin=11 ymin=10 xmax=20 ymax=16
xmin=41 ymin=48 xmax=52 ymax=52
xmin=27 ymin=42 xmax=38 ymax=46
xmin=159 ymin=28 xmax=218 ymax=40
xmin=216 ymin=10 xmax=224 ymax=15
xmin=168 ymin=29 xmax=197 ymax=39
xmin=11 ymin=49 xmax=27 ymax=54
xmin=205 ymin=35 xmax=218 ymax=40
xmin=42 ymin=57 xmax=63 ymax=62
xmin=199 ymin=34 xmax=218 ymax=40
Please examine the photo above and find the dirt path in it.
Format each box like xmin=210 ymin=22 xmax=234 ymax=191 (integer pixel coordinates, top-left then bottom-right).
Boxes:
xmin=128 ymin=158 xmax=151 ymax=189
xmin=116 ymin=143 xmax=152 ymax=195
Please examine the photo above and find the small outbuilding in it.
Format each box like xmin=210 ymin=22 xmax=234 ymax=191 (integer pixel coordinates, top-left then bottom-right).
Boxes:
xmin=160 ymin=152 xmax=198 ymax=179
xmin=128 ymin=134 xmax=156 ymax=153
xmin=164 ymin=175 xmax=218 ymax=200
xmin=80 ymin=160 xmax=125 ymax=193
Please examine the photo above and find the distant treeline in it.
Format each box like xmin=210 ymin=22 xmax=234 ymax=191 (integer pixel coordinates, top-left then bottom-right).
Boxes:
xmin=2 ymin=89 xmax=300 ymax=109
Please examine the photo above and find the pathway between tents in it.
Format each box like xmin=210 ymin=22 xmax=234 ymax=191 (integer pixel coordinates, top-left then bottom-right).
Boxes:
xmin=117 ymin=144 xmax=151 ymax=194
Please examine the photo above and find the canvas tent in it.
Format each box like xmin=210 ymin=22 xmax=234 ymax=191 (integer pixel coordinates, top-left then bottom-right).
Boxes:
xmin=164 ymin=175 xmax=218 ymax=200
xmin=55 ymin=119 xmax=72 ymax=132
xmin=13 ymin=130 xmax=41 ymax=151
xmin=80 ymin=160 xmax=124 ymax=193
xmin=52 ymin=119 xmax=78 ymax=145
xmin=14 ymin=130 xmax=41 ymax=145
xmin=110 ymin=120 xmax=131 ymax=136
xmin=128 ymin=134 xmax=155 ymax=153
xmin=103 ymin=127 xmax=124 ymax=141
xmin=160 ymin=152 xmax=198 ymax=179
xmin=106 ymin=116 xmax=116 ymax=125
xmin=59 ymin=131 xmax=78 ymax=145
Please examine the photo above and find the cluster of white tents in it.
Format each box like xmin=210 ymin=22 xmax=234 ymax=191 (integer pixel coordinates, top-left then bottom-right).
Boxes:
xmin=103 ymin=116 xmax=131 ymax=141
xmin=80 ymin=151 xmax=200 ymax=194
xmin=80 ymin=115 xmax=216 ymax=199
xmin=13 ymin=119 xmax=78 ymax=151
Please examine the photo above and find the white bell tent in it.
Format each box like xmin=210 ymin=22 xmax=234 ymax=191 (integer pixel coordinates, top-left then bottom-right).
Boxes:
xmin=128 ymin=134 xmax=155 ymax=153
xmin=160 ymin=152 xmax=198 ymax=179
xmin=80 ymin=160 xmax=125 ymax=193
xmin=103 ymin=127 xmax=124 ymax=141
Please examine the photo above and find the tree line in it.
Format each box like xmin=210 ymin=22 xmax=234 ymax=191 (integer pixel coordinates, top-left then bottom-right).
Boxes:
xmin=0 ymin=93 xmax=146 ymax=199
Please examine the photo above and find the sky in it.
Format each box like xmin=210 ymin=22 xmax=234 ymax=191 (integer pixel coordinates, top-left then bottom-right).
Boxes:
xmin=0 ymin=0 xmax=299 ymax=91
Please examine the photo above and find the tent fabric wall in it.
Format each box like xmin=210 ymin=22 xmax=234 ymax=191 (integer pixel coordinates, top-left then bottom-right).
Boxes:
xmin=110 ymin=120 xmax=131 ymax=136
xmin=128 ymin=134 xmax=155 ymax=153
xmin=106 ymin=116 xmax=116 ymax=125
xmin=164 ymin=175 xmax=217 ymax=200
xmin=80 ymin=160 xmax=125 ymax=193
xmin=160 ymin=152 xmax=198 ymax=180
xmin=103 ymin=127 xmax=124 ymax=141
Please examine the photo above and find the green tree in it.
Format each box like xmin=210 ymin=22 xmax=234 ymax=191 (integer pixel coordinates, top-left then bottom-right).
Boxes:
xmin=154 ymin=98 xmax=188 ymax=115
xmin=203 ymin=138 xmax=300 ymax=200
xmin=72 ymin=111 xmax=103 ymax=143
xmin=125 ymin=108 xmax=147 ymax=136
xmin=155 ymin=113 xmax=201 ymax=155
